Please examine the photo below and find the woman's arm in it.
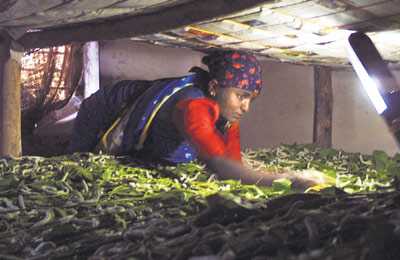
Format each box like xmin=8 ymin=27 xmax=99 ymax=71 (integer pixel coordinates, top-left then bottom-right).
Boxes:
xmin=206 ymin=156 xmax=328 ymax=190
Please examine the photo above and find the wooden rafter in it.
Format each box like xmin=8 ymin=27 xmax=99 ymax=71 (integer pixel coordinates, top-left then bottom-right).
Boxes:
xmin=16 ymin=0 xmax=272 ymax=49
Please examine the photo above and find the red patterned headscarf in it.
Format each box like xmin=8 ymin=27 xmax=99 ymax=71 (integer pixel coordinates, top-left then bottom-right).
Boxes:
xmin=202 ymin=50 xmax=262 ymax=95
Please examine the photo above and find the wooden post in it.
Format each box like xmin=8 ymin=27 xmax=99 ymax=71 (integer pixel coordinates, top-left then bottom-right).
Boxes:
xmin=0 ymin=37 xmax=22 ymax=157
xmin=313 ymin=66 xmax=333 ymax=148
xmin=83 ymin=41 xmax=100 ymax=98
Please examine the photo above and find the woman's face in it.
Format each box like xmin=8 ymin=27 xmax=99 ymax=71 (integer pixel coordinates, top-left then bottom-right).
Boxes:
xmin=213 ymin=85 xmax=256 ymax=123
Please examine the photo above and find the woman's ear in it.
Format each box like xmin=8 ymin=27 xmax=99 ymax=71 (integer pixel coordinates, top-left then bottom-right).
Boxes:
xmin=208 ymin=79 xmax=218 ymax=97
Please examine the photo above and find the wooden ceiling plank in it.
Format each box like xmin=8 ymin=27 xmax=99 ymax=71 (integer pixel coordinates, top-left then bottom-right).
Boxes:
xmin=17 ymin=0 xmax=272 ymax=49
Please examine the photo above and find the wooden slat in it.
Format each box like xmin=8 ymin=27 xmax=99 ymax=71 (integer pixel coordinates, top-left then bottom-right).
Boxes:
xmin=313 ymin=65 xmax=333 ymax=148
xmin=17 ymin=0 xmax=271 ymax=49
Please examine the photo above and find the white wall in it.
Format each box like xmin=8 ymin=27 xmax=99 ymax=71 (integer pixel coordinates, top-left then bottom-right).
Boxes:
xmin=332 ymin=70 xmax=398 ymax=155
xmin=100 ymin=39 xmax=400 ymax=155
xmin=240 ymin=61 xmax=314 ymax=149
xmin=100 ymin=40 xmax=205 ymax=83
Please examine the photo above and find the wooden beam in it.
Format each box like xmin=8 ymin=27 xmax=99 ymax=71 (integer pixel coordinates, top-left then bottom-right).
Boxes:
xmin=313 ymin=66 xmax=333 ymax=148
xmin=0 ymin=37 xmax=22 ymax=157
xmin=17 ymin=0 xmax=271 ymax=49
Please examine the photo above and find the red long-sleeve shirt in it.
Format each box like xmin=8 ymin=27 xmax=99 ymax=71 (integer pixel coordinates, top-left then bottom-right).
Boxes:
xmin=173 ymin=98 xmax=242 ymax=162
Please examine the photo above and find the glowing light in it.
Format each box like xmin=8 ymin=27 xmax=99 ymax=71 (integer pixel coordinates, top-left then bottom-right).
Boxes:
xmin=346 ymin=39 xmax=388 ymax=114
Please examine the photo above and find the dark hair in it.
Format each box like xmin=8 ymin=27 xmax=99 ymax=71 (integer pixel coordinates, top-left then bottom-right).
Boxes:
xmin=201 ymin=50 xmax=227 ymax=80
xmin=189 ymin=66 xmax=211 ymax=95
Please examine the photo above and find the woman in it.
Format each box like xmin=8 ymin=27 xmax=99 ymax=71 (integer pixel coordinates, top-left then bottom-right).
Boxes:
xmin=68 ymin=50 xmax=326 ymax=188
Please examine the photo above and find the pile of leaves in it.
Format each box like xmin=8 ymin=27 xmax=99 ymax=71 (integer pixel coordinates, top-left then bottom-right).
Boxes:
xmin=0 ymin=144 xmax=399 ymax=259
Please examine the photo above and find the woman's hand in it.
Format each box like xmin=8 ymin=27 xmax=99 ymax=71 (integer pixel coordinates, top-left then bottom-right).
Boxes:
xmin=262 ymin=169 xmax=335 ymax=190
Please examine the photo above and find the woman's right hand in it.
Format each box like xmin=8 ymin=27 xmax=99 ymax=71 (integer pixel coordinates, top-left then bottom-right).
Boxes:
xmin=206 ymin=157 xmax=335 ymax=191
xmin=281 ymin=169 xmax=335 ymax=190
